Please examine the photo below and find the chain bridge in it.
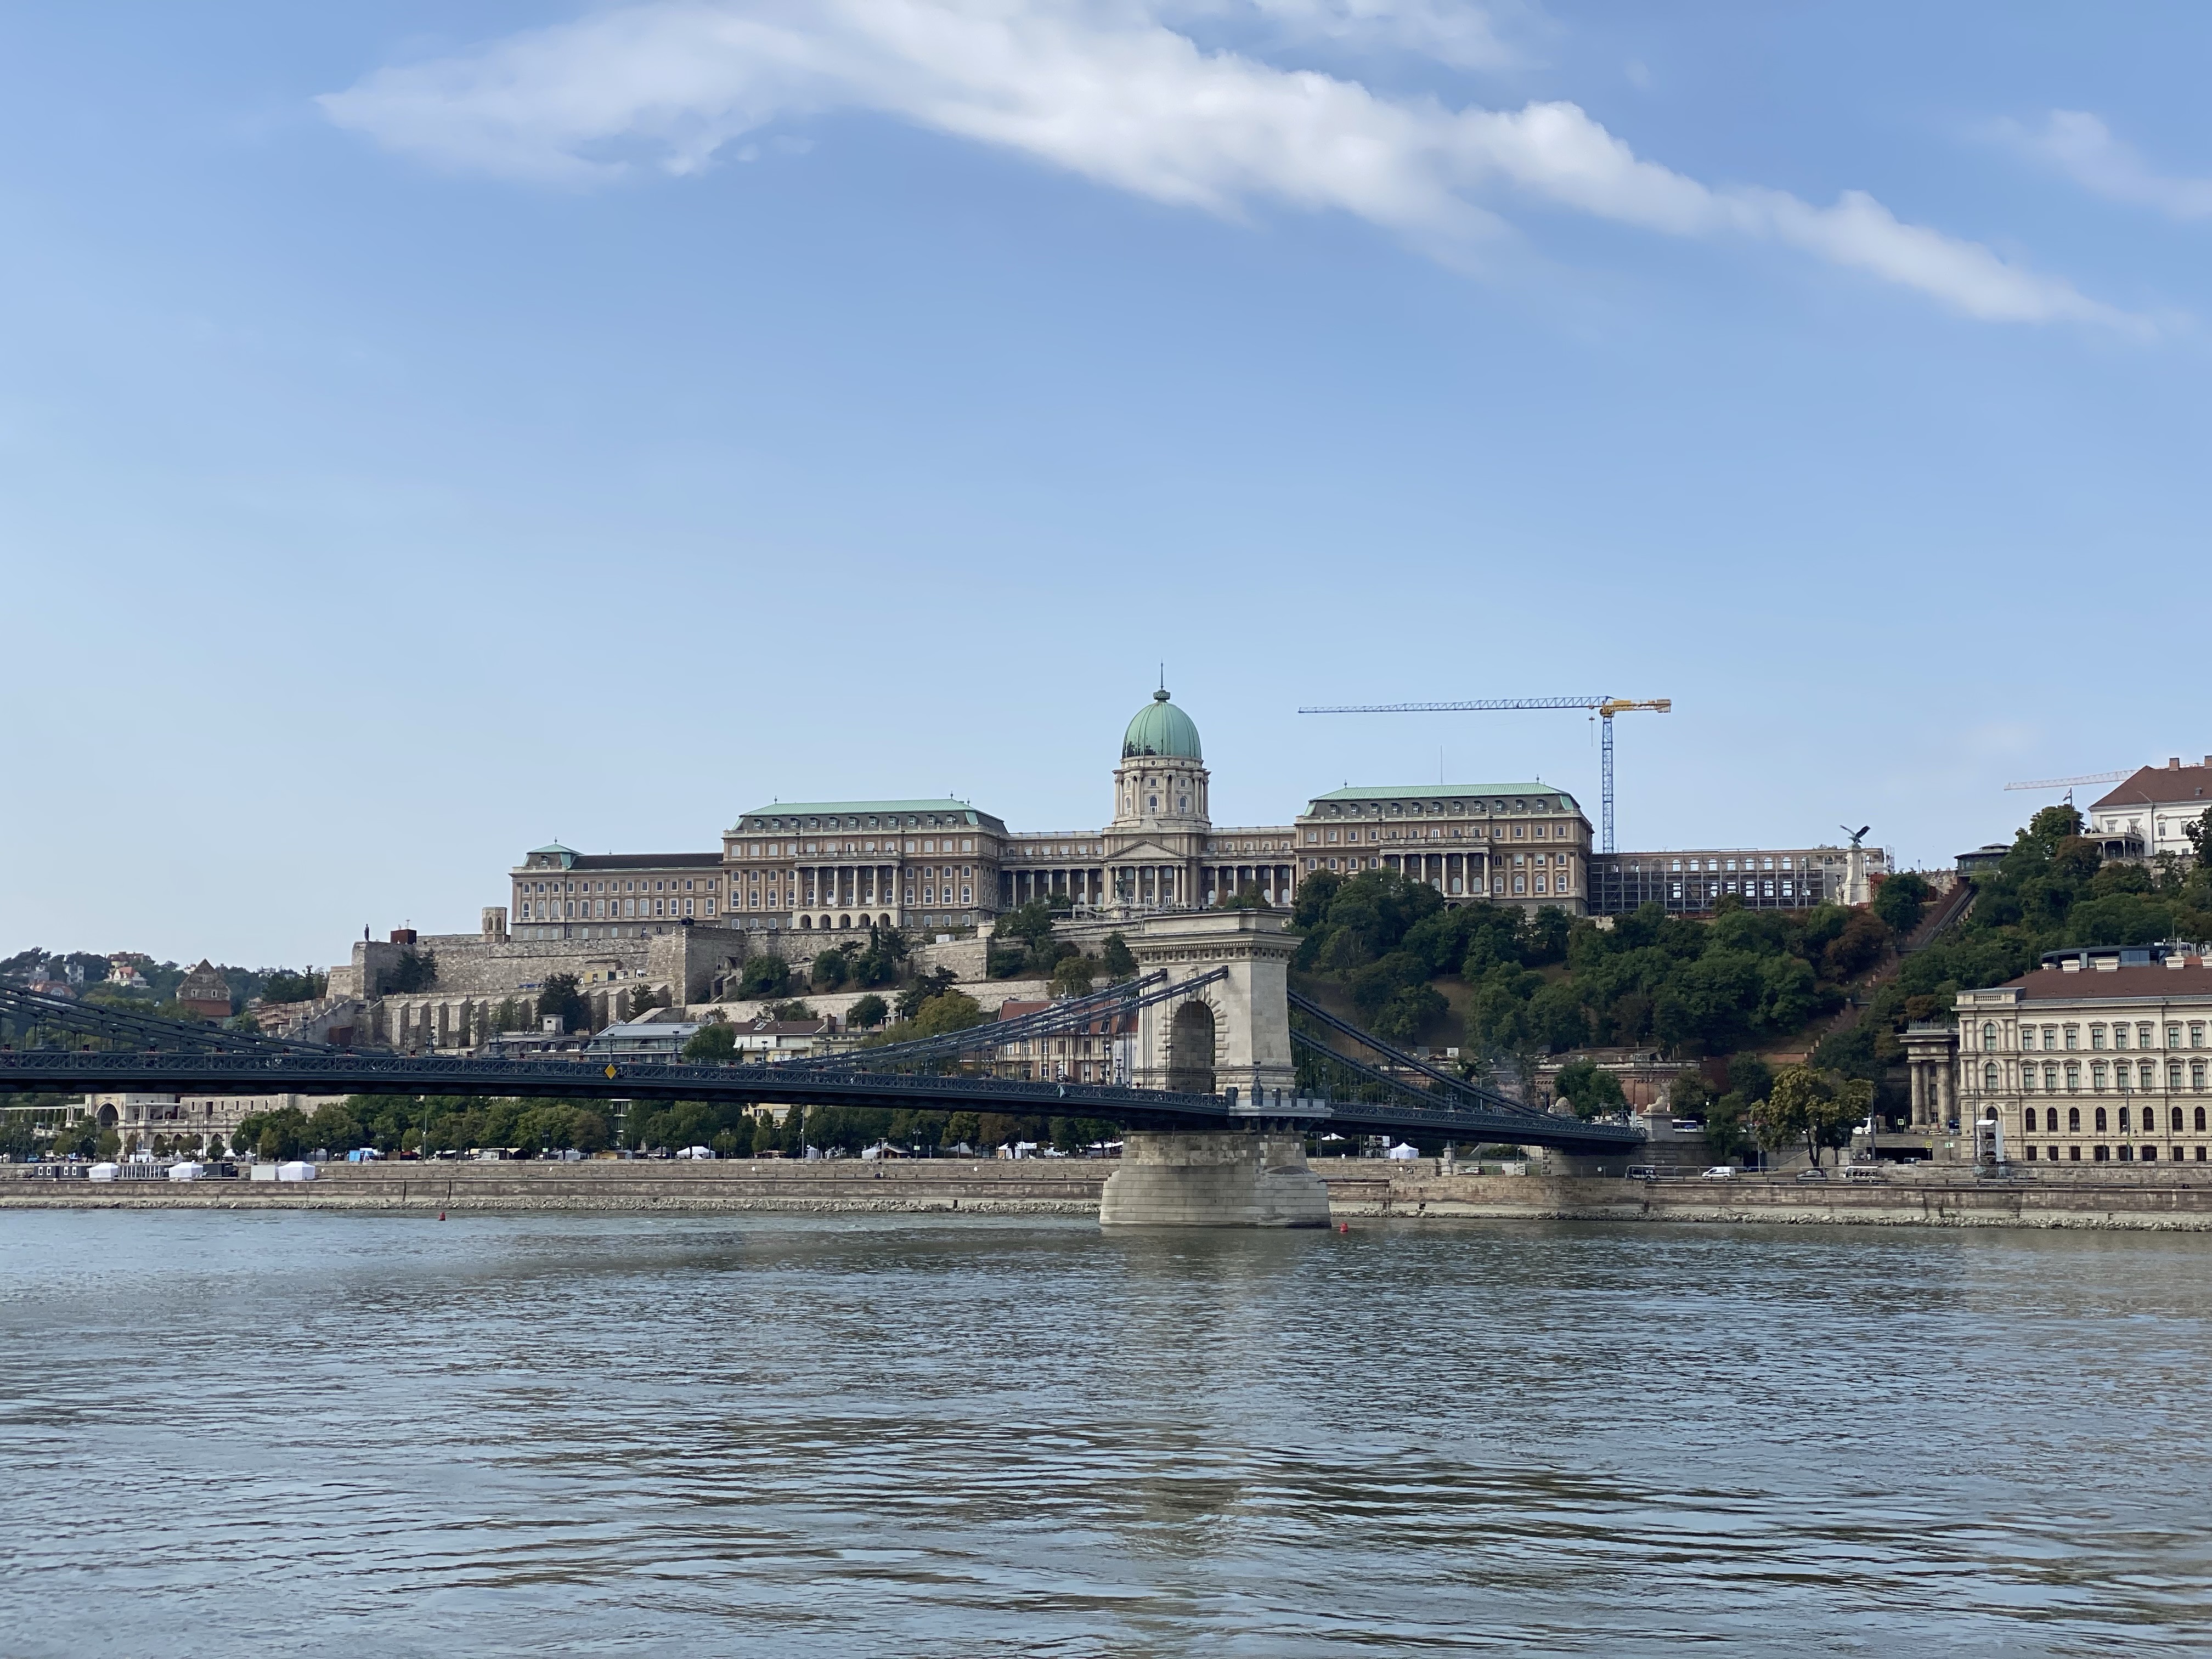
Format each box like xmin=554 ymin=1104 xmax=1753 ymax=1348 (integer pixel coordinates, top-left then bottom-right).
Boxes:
xmin=1 ymin=912 xmax=1637 ymax=1223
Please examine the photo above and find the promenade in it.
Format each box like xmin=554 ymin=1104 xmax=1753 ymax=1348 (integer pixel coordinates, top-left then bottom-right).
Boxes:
xmin=10 ymin=1158 xmax=2212 ymax=1228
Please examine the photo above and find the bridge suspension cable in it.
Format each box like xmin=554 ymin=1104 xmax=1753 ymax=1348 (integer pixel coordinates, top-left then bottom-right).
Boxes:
xmin=0 ymin=981 xmax=330 ymax=1056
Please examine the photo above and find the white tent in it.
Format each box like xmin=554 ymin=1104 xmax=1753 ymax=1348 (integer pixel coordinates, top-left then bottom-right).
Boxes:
xmin=88 ymin=1162 xmax=119 ymax=1182
xmin=275 ymin=1161 xmax=317 ymax=1182
xmin=1384 ymin=1142 xmax=1420 ymax=1160
xmin=166 ymin=1162 xmax=205 ymax=1182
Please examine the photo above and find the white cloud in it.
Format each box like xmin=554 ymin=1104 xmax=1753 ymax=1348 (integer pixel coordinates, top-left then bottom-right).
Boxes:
xmin=1997 ymin=109 xmax=2212 ymax=222
xmin=322 ymin=0 xmax=2135 ymax=329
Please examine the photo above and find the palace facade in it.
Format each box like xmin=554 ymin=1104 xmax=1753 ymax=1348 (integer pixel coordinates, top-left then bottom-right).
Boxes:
xmin=497 ymin=688 xmax=1871 ymax=945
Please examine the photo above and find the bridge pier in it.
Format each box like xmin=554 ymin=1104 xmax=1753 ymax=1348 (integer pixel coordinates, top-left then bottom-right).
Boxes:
xmin=1098 ymin=1128 xmax=1330 ymax=1227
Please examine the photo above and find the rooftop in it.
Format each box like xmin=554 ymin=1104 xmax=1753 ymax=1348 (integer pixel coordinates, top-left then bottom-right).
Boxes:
xmin=1306 ymin=783 xmax=1582 ymax=812
xmin=731 ymin=799 xmax=1002 ymax=831
xmin=2090 ymin=760 xmax=2212 ymax=812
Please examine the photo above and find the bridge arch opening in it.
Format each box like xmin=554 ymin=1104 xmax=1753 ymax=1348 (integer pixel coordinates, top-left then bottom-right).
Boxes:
xmin=96 ymin=1103 xmax=117 ymax=1128
xmin=1166 ymin=1000 xmax=1217 ymax=1096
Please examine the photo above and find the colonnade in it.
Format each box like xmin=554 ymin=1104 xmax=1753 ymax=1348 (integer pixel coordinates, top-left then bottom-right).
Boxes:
xmin=1377 ymin=849 xmax=1490 ymax=896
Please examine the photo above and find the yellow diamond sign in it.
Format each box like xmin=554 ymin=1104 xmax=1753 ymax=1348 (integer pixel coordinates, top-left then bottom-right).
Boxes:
xmin=605 ymin=1064 xmax=618 ymax=1079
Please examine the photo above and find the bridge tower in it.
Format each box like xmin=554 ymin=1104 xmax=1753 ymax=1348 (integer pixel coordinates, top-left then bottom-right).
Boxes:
xmin=1125 ymin=910 xmax=1297 ymax=1102
xmin=1102 ymin=910 xmax=1327 ymax=1227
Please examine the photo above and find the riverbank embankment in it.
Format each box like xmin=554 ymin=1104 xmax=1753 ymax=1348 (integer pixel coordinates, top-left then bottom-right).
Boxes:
xmin=10 ymin=1158 xmax=2212 ymax=1227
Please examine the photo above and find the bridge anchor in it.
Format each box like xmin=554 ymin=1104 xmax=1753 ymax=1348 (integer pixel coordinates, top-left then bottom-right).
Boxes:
xmin=1098 ymin=1128 xmax=1329 ymax=1228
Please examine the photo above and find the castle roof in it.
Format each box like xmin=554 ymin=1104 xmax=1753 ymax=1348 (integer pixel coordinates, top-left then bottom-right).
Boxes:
xmin=1122 ymin=690 xmax=1202 ymax=762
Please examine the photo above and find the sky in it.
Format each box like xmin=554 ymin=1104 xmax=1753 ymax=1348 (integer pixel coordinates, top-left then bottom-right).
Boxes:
xmin=3 ymin=2 xmax=2207 ymax=969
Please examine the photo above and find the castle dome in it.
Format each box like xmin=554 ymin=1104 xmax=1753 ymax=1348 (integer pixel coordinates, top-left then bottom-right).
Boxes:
xmin=1121 ymin=689 xmax=1202 ymax=761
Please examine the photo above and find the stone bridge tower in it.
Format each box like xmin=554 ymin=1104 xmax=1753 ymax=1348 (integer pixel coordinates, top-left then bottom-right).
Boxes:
xmin=1102 ymin=909 xmax=1325 ymax=1227
xmin=1128 ymin=910 xmax=1297 ymax=1104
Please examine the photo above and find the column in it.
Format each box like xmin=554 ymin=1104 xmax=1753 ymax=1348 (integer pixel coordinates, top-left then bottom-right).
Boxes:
xmin=1909 ymin=1060 xmax=1927 ymax=1127
xmin=1937 ymin=1060 xmax=1956 ymax=1127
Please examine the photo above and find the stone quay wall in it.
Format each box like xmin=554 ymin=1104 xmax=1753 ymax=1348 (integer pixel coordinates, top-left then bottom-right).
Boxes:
xmin=14 ymin=1159 xmax=2212 ymax=1229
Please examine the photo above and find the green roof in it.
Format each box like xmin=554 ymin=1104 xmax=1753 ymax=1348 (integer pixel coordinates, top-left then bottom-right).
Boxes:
xmin=731 ymin=799 xmax=1002 ymax=831
xmin=1122 ymin=689 xmax=1203 ymax=761
xmin=529 ymin=842 xmax=579 ymax=855
xmin=1308 ymin=783 xmax=1582 ymax=812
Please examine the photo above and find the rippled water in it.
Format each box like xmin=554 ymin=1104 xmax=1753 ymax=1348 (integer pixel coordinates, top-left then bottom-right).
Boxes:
xmin=3 ymin=1211 xmax=2208 ymax=1656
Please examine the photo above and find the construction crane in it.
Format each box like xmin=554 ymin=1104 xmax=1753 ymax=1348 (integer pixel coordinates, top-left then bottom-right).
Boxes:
xmin=2004 ymin=771 xmax=2129 ymax=793
xmin=1296 ymin=695 xmax=1672 ymax=853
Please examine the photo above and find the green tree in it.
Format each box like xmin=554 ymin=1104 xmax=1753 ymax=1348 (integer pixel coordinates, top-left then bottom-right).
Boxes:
xmin=1872 ymin=871 xmax=1932 ymax=935
xmin=768 ymin=1000 xmax=817 ymax=1022
xmin=1215 ymin=882 xmax=1272 ymax=911
xmin=1553 ymin=1058 xmax=1625 ymax=1118
xmin=812 ymin=947 xmax=853 ymax=990
xmin=683 ymin=1021 xmax=737 ymax=1062
xmin=848 ymin=993 xmax=889 ymax=1029
xmin=909 ymin=990 xmax=985 ymax=1036
xmin=1099 ymin=933 xmax=1138 ymax=982
xmin=1051 ymin=954 xmax=1097 ymax=997
xmin=537 ymin=973 xmax=589 ymax=1034
xmin=259 ymin=968 xmax=328 ymax=1004
xmin=738 ymin=954 xmax=793 ymax=999
xmin=1757 ymin=1066 xmax=1868 ymax=1167
xmin=389 ymin=949 xmax=438 ymax=994
xmin=895 ymin=968 xmax=957 ymax=1021
xmin=1667 ymin=1069 xmax=1710 ymax=1118
xmin=305 ymin=1099 xmax=365 ymax=1155
xmin=1702 ymin=1092 xmax=1755 ymax=1164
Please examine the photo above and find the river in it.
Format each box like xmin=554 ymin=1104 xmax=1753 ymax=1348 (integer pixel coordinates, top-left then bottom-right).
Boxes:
xmin=2 ymin=1211 xmax=2206 ymax=1656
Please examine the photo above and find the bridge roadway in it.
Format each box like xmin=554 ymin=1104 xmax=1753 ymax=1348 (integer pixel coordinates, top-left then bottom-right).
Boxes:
xmin=0 ymin=1049 xmax=1643 ymax=1154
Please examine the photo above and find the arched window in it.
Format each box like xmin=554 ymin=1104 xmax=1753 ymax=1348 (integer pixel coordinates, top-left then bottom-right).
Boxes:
xmin=2198 ymin=1106 xmax=2208 ymax=1132
xmin=2024 ymin=1107 xmax=2039 ymax=1132
xmin=2118 ymin=1106 xmax=2131 ymax=1131
xmin=2172 ymin=1107 xmax=2185 ymax=1132
xmin=2068 ymin=1107 xmax=2081 ymax=1132
xmin=1983 ymin=1021 xmax=1999 ymax=1050
xmin=2095 ymin=1107 xmax=2109 ymax=1132
xmin=1984 ymin=1062 xmax=2000 ymax=1091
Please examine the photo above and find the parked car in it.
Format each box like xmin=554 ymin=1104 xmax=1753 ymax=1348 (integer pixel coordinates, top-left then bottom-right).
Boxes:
xmin=1625 ymin=1165 xmax=1659 ymax=1181
xmin=1701 ymin=1166 xmax=1736 ymax=1180
xmin=1795 ymin=1167 xmax=1829 ymax=1182
xmin=1843 ymin=1165 xmax=1889 ymax=1183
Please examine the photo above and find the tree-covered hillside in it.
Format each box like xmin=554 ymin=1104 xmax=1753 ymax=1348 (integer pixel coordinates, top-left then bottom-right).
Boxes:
xmin=1290 ymin=867 xmax=1892 ymax=1059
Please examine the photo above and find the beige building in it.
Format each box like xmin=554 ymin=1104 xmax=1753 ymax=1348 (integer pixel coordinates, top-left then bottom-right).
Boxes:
xmin=1947 ymin=945 xmax=2212 ymax=1167
xmin=82 ymin=1091 xmax=346 ymax=1151
xmin=1295 ymin=783 xmax=1591 ymax=913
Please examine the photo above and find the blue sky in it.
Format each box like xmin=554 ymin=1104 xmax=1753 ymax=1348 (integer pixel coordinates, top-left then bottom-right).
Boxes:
xmin=3 ymin=3 xmax=2207 ymax=968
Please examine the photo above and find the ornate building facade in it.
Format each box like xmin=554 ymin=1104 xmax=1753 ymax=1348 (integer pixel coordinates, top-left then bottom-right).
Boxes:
xmin=495 ymin=688 xmax=1864 ymax=943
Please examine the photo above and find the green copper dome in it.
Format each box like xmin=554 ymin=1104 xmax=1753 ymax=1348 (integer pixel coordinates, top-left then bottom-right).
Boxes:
xmin=1122 ymin=689 xmax=1202 ymax=761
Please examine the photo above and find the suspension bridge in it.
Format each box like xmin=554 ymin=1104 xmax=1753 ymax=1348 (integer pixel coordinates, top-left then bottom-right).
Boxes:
xmin=1 ymin=911 xmax=1639 ymax=1223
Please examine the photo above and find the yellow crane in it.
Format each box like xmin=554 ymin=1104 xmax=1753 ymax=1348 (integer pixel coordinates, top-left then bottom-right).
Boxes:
xmin=1296 ymin=695 xmax=1672 ymax=852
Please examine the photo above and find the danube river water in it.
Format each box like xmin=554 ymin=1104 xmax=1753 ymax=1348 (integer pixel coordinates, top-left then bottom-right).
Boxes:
xmin=3 ymin=1211 xmax=2208 ymax=1657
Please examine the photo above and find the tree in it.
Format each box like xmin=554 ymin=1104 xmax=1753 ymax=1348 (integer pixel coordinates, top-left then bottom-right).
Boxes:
xmin=1666 ymin=1069 xmax=1709 ymax=1118
xmin=896 ymin=968 xmax=957 ymax=1021
xmin=389 ymin=949 xmax=438 ymax=993
xmin=1553 ymin=1058 xmax=1625 ymax=1119
xmin=1757 ymin=1065 xmax=1868 ymax=1167
xmin=812 ymin=947 xmax=853 ymax=990
xmin=236 ymin=1106 xmax=308 ymax=1161
xmin=1702 ymin=1092 xmax=1755 ymax=1165
xmin=768 ymin=1000 xmax=817 ymax=1022
xmin=305 ymin=1099 xmax=365 ymax=1155
xmin=909 ymin=990 xmax=985 ymax=1036
xmin=536 ymin=973 xmax=589 ymax=1035
xmin=1215 ymin=882 xmax=1272 ymax=911
xmin=848 ymin=993 xmax=889 ymax=1029
xmin=1099 ymin=933 xmax=1138 ymax=982
xmin=1873 ymin=871 xmax=1932 ymax=935
xmin=683 ymin=1022 xmax=737 ymax=1062
xmin=738 ymin=954 xmax=793 ymax=1000
xmin=259 ymin=968 xmax=328 ymax=1005
xmin=1051 ymin=954 xmax=1096 ymax=997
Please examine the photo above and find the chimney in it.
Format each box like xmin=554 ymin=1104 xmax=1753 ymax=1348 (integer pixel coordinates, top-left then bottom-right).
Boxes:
xmin=2170 ymin=757 xmax=2182 ymax=769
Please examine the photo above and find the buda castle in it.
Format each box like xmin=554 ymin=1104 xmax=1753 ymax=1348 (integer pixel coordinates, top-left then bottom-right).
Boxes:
xmin=503 ymin=687 xmax=1593 ymax=944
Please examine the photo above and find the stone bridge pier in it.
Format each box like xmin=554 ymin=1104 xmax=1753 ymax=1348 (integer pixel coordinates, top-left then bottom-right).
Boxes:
xmin=1100 ymin=911 xmax=1328 ymax=1227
